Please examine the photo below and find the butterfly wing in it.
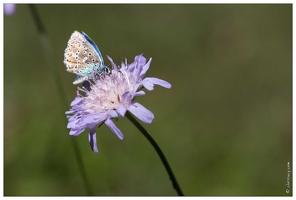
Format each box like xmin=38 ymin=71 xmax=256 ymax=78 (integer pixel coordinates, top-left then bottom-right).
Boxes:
xmin=82 ymin=32 xmax=105 ymax=66
xmin=73 ymin=75 xmax=89 ymax=85
xmin=63 ymin=31 xmax=103 ymax=80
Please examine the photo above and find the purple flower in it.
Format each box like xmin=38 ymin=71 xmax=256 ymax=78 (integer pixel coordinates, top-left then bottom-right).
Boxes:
xmin=66 ymin=54 xmax=171 ymax=152
xmin=4 ymin=4 xmax=16 ymax=16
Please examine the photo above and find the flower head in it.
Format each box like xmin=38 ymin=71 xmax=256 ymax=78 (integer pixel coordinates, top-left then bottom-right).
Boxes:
xmin=66 ymin=54 xmax=171 ymax=152
xmin=4 ymin=4 xmax=16 ymax=16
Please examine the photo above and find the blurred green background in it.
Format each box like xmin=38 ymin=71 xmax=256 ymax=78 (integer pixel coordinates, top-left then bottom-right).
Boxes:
xmin=4 ymin=4 xmax=292 ymax=196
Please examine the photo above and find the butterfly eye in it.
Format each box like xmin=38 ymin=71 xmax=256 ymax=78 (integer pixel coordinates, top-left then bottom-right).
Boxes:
xmin=88 ymin=53 xmax=92 ymax=56
xmin=92 ymin=59 xmax=95 ymax=62
xmin=77 ymin=61 xmax=80 ymax=64
xmin=75 ymin=56 xmax=78 ymax=59
xmin=83 ymin=51 xmax=86 ymax=54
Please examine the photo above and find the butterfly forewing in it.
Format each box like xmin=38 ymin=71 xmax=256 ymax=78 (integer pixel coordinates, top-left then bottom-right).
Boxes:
xmin=82 ymin=32 xmax=104 ymax=64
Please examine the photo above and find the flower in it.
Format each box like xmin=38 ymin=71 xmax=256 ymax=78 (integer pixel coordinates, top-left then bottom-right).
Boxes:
xmin=65 ymin=54 xmax=171 ymax=152
xmin=4 ymin=4 xmax=16 ymax=16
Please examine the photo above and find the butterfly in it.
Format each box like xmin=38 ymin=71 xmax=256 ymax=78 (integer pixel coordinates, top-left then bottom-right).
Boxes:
xmin=63 ymin=30 xmax=109 ymax=84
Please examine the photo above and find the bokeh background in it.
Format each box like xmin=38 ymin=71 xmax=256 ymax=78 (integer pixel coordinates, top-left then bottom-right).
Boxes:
xmin=4 ymin=4 xmax=292 ymax=196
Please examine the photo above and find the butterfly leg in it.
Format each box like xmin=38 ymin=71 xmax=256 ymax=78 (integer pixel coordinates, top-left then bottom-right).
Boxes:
xmin=91 ymin=70 xmax=102 ymax=80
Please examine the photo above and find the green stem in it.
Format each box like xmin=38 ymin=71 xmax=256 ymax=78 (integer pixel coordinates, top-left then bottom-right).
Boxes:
xmin=28 ymin=4 xmax=93 ymax=195
xmin=126 ymin=111 xmax=184 ymax=196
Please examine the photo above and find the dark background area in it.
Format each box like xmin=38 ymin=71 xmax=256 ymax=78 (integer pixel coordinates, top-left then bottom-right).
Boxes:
xmin=4 ymin=4 xmax=292 ymax=196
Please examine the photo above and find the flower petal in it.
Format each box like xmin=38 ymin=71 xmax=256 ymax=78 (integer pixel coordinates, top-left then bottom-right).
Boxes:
xmin=67 ymin=118 xmax=84 ymax=129
xmin=116 ymin=103 xmax=127 ymax=118
xmin=140 ymin=58 xmax=152 ymax=78
xmin=134 ymin=83 xmax=143 ymax=91
xmin=128 ymin=102 xmax=154 ymax=124
xmin=68 ymin=115 xmax=81 ymax=122
xmin=121 ymin=91 xmax=132 ymax=103
xmin=142 ymin=79 xmax=154 ymax=91
xmin=65 ymin=110 xmax=76 ymax=114
xmin=107 ymin=55 xmax=117 ymax=70
xmin=107 ymin=110 xmax=118 ymax=118
xmin=69 ymin=127 xmax=85 ymax=136
xmin=131 ymin=55 xmax=149 ymax=79
xmin=88 ymin=127 xmax=99 ymax=153
xmin=134 ymin=54 xmax=146 ymax=68
xmin=105 ymin=118 xmax=124 ymax=140
xmin=70 ymin=97 xmax=83 ymax=106
xmin=133 ymin=91 xmax=145 ymax=97
xmin=143 ymin=77 xmax=172 ymax=90
xmin=82 ymin=113 xmax=106 ymax=125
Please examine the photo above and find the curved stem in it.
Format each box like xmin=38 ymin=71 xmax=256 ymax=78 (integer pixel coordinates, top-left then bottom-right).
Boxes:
xmin=28 ymin=4 xmax=93 ymax=195
xmin=126 ymin=111 xmax=184 ymax=196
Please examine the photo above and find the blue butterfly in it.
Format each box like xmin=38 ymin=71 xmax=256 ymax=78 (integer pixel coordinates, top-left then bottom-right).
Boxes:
xmin=64 ymin=30 xmax=109 ymax=84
